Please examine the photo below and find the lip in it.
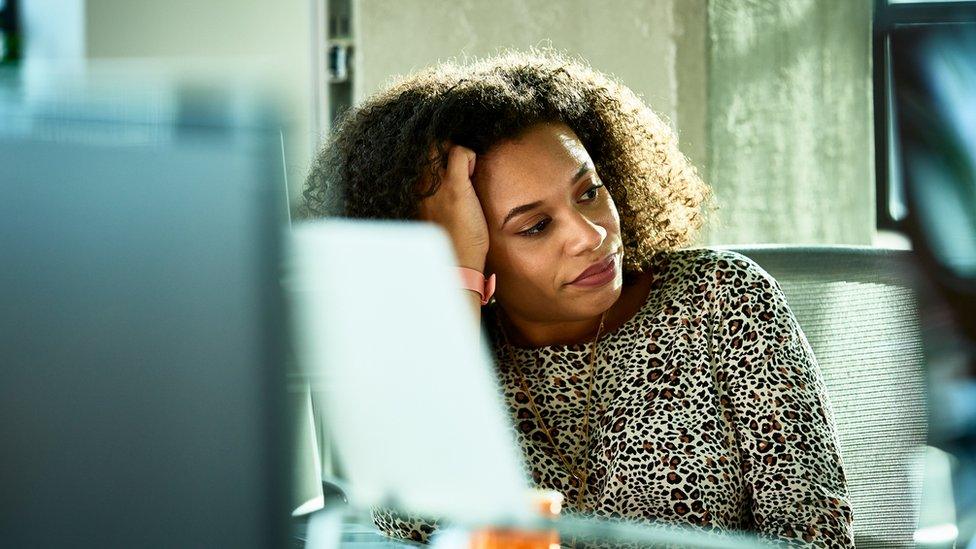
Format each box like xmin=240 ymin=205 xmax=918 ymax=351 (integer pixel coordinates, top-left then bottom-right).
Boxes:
xmin=568 ymin=253 xmax=618 ymax=287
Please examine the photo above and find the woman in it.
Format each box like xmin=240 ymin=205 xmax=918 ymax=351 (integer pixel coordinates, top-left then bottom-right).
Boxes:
xmin=301 ymin=50 xmax=854 ymax=547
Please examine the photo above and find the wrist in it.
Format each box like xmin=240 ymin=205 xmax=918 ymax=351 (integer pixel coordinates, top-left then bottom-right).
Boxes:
xmin=455 ymin=255 xmax=486 ymax=273
xmin=456 ymin=267 xmax=496 ymax=306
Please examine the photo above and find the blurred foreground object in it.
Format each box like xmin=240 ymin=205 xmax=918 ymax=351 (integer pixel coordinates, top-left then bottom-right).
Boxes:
xmin=895 ymin=24 xmax=976 ymax=340
xmin=0 ymin=68 xmax=292 ymax=547
xmin=467 ymin=489 xmax=561 ymax=549
xmin=288 ymin=220 xmax=532 ymax=526
xmin=892 ymin=22 xmax=976 ymax=547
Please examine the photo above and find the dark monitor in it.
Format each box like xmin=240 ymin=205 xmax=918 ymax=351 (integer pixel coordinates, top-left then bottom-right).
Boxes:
xmin=0 ymin=77 xmax=290 ymax=547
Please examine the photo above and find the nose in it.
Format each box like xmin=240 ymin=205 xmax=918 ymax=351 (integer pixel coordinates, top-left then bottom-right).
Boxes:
xmin=565 ymin=211 xmax=607 ymax=257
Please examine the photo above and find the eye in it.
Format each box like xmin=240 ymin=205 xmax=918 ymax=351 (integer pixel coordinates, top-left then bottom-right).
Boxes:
xmin=580 ymin=182 xmax=604 ymax=202
xmin=519 ymin=218 xmax=550 ymax=237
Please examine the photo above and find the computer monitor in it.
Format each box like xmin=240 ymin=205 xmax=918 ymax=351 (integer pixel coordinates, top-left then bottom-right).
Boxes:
xmin=0 ymin=74 xmax=291 ymax=547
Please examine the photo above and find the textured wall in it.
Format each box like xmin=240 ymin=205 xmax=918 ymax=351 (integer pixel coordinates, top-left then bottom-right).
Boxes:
xmin=704 ymin=0 xmax=875 ymax=245
xmin=352 ymin=0 xmax=875 ymax=246
xmin=674 ymin=0 xmax=709 ymax=186
xmin=354 ymin=0 xmax=707 ymax=171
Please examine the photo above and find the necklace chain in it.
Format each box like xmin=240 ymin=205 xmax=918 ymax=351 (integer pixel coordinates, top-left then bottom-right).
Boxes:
xmin=497 ymin=310 xmax=607 ymax=512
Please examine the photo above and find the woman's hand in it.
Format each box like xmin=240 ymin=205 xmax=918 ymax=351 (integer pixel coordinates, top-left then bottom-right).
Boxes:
xmin=417 ymin=144 xmax=490 ymax=272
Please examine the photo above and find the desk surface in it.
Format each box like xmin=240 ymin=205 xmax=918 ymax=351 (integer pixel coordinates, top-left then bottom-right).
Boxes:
xmin=294 ymin=507 xmax=766 ymax=548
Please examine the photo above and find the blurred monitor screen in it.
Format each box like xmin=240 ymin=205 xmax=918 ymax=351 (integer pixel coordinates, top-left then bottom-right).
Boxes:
xmin=0 ymin=74 xmax=290 ymax=547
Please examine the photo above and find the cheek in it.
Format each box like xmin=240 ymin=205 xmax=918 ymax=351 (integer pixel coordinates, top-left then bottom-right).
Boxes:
xmin=486 ymin=241 xmax=558 ymax=290
xmin=604 ymin=196 xmax=622 ymax=233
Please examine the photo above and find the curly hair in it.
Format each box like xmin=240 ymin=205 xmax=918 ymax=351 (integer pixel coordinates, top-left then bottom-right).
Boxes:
xmin=300 ymin=49 xmax=710 ymax=275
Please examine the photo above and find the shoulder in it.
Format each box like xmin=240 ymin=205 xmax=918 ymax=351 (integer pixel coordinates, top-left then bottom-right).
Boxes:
xmin=654 ymin=247 xmax=771 ymax=278
xmin=647 ymin=248 xmax=781 ymax=304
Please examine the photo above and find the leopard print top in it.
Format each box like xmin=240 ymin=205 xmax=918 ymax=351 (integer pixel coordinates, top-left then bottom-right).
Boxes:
xmin=372 ymin=248 xmax=855 ymax=547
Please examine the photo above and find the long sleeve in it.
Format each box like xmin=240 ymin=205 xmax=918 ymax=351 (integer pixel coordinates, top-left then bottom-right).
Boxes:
xmin=709 ymin=253 xmax=855 ymax=548
xmin=370 ymin=506 xmax=441 ymax=545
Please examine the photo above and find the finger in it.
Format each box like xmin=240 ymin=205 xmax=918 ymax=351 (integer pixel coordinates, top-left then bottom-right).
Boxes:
xmin=446 ymin=145 xmax=476 ymax=186
xmin=449 ymin=144 xmax=475 ymax=170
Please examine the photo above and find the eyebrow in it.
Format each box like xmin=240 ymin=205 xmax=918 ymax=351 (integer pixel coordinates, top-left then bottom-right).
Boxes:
xmin=500 ymin=162 xmax=593 ymax=229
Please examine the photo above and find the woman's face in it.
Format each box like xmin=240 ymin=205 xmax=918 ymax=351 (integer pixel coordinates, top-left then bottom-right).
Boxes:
xmin=474 ymin=122 xmax=624 ymax=324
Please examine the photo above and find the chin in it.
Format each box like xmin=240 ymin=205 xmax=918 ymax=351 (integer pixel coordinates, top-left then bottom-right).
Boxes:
xmin=571 ymin=279 xmax=623 ymax=315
